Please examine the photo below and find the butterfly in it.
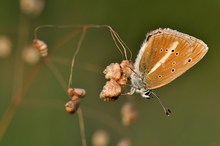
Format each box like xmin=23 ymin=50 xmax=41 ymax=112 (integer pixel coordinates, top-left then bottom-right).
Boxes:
xmin=130 ymin=28 xmax=208 ymax=115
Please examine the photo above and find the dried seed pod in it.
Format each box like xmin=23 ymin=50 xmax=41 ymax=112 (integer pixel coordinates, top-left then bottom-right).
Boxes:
xmin=67 ymin=88 xmax=86 ymax=98
xmin=121 ymin=102 xmax=139 ymax=126
xmin=33 ymin=39 xmax=48 ymax=57
xmin=120 ymin=60 xmax=134 ymax=77
xmin=117 ymin=73 xmax=128 ymax=86
xmin=101 ymin=60 xmax=134 ymax=101
xmin=92 ymin=129 xmax=109 ymax=146
xmin=100 ymin=79 xmax=121 ymax=101
xmin=117 ymin=138 xmax=132 ymax=146
xmin=65 ymin=98 xmax=80 ymax=114
xmin=20 ymin=0 xmax=45 ymax=16
xmin=70 ymin=95 xmax=79 ymax=101
xmin=122 ymin=111 xmax=138 ymax=126
xmin=103 ymin=63 xmax=121 ymax=80
xmin=0 ymin=35 xmax=12 ymax=58
xmin=22 ymin=45 xmax=40 ymax=65
xmin=121 ymin=102 xmax=134 ymax=114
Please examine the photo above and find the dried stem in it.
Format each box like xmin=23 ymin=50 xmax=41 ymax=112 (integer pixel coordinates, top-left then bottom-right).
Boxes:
xmin=0 ymin=65 xmax=41 ymax=141
xmin=68 ymin=26 xmax=87 ymax=88
xmin=33 ymin=24 xmax=133 ymax=146
xmin=0 ymin=14 xmax=31 ymax=141
xmin=77 ymin=107 xmax=87 ymax=146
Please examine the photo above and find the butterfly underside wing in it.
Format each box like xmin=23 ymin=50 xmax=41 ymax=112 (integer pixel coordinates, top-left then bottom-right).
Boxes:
xmin=137 ymin=28 xmax=208 ymax=89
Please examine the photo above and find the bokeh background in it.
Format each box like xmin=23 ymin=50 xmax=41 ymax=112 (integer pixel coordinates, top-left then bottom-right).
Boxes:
xmin=0 ymin=0 xmax=219 ymax=146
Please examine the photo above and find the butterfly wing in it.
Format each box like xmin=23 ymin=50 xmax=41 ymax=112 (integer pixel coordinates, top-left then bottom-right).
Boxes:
xmin=138 ymin=28 xmax=208 ymax=89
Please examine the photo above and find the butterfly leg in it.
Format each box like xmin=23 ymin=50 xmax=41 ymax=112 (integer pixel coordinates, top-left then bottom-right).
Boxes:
xmin=121 ymin=87 xmax=136 ymax=96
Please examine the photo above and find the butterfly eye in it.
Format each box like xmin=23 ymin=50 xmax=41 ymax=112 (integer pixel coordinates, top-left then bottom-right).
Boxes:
xmin=142 ymin=90 xmax=152 ymax=98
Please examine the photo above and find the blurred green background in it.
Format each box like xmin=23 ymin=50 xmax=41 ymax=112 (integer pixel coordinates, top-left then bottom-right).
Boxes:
xmin=0 ymin=0 xmax=219 ymax=146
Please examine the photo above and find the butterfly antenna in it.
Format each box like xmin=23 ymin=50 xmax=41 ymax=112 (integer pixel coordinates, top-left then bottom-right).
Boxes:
xmin=151 ymin=92 xmax=171 ymax=116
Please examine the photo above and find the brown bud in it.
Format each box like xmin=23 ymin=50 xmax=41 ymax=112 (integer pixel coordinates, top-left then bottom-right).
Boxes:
xmin=20 ymin=0 xmax=45 ymax=16
xmin=67 ymin=88 xmax=75 ymax=97
xmin=121 ymin=103 xmax=139 ymax=126
xmin=117 ymin=73 xmax=128 ymax=86
xmin=120 ymin=60 xmax=134 ymax=77
xmin=92 ymin=129 xmax=109 ymax=146
xmin=117 ymin=138 xmax=132 ymax=146
xmin=33 ymin=39 xmax=48 ymax=57
xmin=22 ymin=45 xmax=40 ymax=65
xmin=100 ymin=79 xmax=121 ymax=101
xmin=0 ymin=35 xmax=12 ymax=58
xmin=103 ymin=63 xmax=121 ymax=80
xmin=70 ymin=95 xmax=79 ymax=101
xmin=67 ymin=88 xmax=86 ymax=98
xmin=65 ymin=98 xmax=80 ymax=114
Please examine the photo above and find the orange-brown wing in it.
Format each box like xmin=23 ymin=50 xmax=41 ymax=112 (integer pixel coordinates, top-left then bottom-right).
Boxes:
xmin=139 ymin=28 xmax=208 ymax=89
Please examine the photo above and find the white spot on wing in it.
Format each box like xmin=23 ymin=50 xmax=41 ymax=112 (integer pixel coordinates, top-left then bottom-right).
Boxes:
xmin=148 ymin=41 xmax=179 ymax=75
